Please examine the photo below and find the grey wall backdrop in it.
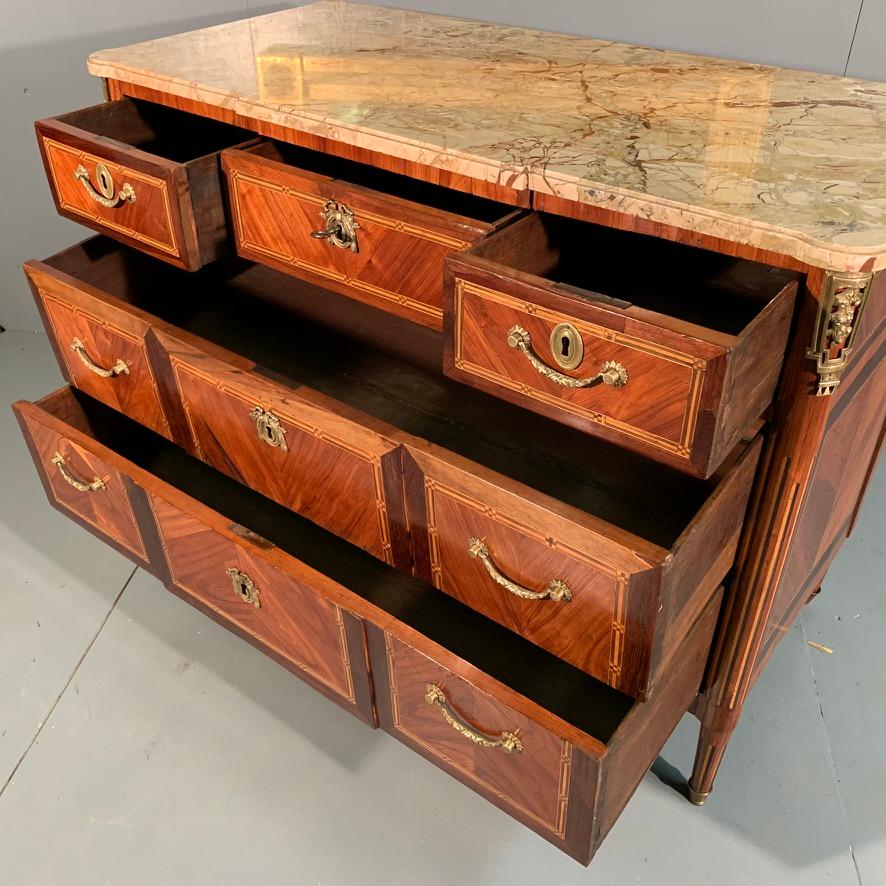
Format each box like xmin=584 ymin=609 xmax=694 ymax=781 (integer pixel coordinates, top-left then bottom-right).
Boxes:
xmin=1 ymin=0 xmax=883 ymax=331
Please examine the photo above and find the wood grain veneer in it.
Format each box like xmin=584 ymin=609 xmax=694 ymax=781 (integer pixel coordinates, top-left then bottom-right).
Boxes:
xmin=36 ymin=98 xmax=255 ymax=270
xmin=25 ymin=236 xmax=758 ymax=698
xmin=445 ymin=212 xmax=798 ymax=477
xmin=222 ymin=142 xmax=520 ymax=329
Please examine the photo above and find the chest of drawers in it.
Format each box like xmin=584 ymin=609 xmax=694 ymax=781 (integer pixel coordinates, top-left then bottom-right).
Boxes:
xmin=14 ymin=1 xmax=885 ymax=865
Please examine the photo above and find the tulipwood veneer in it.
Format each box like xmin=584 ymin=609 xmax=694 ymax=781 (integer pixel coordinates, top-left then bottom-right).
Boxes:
xmin=36 ymin=98 xmax=255 ymax=270
xmin=445 ymin=212 xmax=798 ymax=477
xmin=14 ymin=385 xmax=722 ymax=865
xmin=222 ymin=141 xmax=521 ymax=328
xmin=25 ymin=237 xmax=758 ymax=698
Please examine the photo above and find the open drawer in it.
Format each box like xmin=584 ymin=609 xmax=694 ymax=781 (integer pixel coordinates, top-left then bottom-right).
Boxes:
xmin=13 ymin=387 xmax=721 ymax=864
xmin=25 ymin=237 xmax=759 ymax=699
xmin=36 ymin=98 xmax=256 ymax=269
xmin=222 ymin=141 xmax=521 ymax=328
xmin=445 ymin=212 xmax=798 ymax=477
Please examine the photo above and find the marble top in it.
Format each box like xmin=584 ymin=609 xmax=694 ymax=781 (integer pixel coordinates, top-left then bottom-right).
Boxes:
xmin=88 ymin=1 xmax=886 ymax=271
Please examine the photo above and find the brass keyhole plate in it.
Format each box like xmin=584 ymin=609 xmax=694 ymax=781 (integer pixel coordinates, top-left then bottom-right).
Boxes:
xmin=549 ymin=322 xmax=584 ymax=371
xmin=94 ymin=162 xmax=116 ymax=200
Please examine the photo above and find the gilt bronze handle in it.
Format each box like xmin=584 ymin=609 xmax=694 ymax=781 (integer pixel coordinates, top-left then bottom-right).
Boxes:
xmin=73 ymin=162 xmax=136 ymax=208
xmin=506 ymin=325 xmax=627 ymax=390
xmin=424 ymin=684 xmax=522 ymax=753
xmin=70 ymin=338 xmax=129 ymax=378
xmin=310 ymin=200 xmax=359 ymax=252
xmin=467 ymin=537 xmax=572 ymax=602
xmin=51 ymin=452 xmax=105 ymax=493
xmin=226 ymin=567 xmax=260 ymax=608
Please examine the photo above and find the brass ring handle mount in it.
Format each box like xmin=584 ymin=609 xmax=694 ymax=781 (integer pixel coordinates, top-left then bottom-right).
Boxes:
xmin=310 ymin=200 xmax=359 ymax=252
xmin=226 ymin=567 xmax=260 ymax=608
xmin=73 ymin=162 xmax=136 ymax=208
xmin=507 ymin=325 xmax=627 ymax=389
xmin=468 ymin=537 xmax=572 ymax=602
xmin=70 ymin=338 xmax=129 ymax=378
xmin=424 ymin=684 xmax=523 ymax=753
xmin=51 ymin=452 xmax=106 ymax=493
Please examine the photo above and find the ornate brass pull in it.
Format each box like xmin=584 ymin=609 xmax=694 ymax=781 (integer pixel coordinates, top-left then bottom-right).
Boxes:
xmin=506 ymin=325 xmax=627 ymax=390
xmin=70 ymin=338 xmax=130 ymax=378
xmin=467 ymin=537 xmax=572 ymax=602
xmin=226 ymin=567 xmax=260 ymax=608
xmin=51 ymin=452 xmax=105 ymax=493
xmin=424 ymin=684 xmax=522 ymax=753
xmin=310 ymin=200 xmax=359 ymax=252
xmin=73 ymin=162 xmax=136 ymax=208
xmin=249 ymin=406 xmax=287 ymax=451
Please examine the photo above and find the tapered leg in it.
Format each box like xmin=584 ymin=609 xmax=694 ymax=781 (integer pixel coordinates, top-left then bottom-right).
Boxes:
xmin=688 ymin=721 xmax=734 ymax=805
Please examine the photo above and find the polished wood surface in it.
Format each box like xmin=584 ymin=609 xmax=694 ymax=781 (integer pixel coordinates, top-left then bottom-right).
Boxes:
xmin=17 ymin=403 xmax=147 ymax=565
xmin=36 ymin=98 xmax=253 ymax=270
xmin=222 ymin=143 xmax=518 ymax=328
xmin=25 ymin=236 xmax=757 ymax=698
xmin=151 ymin=493 xmax=359 ymax=705
xmin=445 ymin=212 xmax=797 ymax=477
xmin=370 ymin=589 xmax=722 ymax=863
xmin=403 ymin=435 xmax=758 ymax=698
xmin=690 ymin=268 xmax=886 ymax=799
xmin=27 ymin=261 xmax=172 ymax=439
xmin=162 ymin=333 xmax=400 ymax=564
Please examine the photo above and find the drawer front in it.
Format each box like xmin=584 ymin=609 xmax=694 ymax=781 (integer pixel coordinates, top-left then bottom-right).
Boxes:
xmin=167 ymin=346 xmax=399 ymax=564
xmin=450 ymin=276 xmax=713 ymax=465
xmin=404 ymin=447 xmax=656 ymax=692
xmin=224 ymin=150 xmax=474 ymax=329
xmin=38 ymin=131 xmax=184 ymax=263
xmin=33 ymin=277 xmax=171 ymax=440
xmin=19 ymin=406 xmax=146 ymax=563
xmin=378 ymin=632 xmax=575 ymax=838
xmin=151 ymin=494 xmax=357 ymax=704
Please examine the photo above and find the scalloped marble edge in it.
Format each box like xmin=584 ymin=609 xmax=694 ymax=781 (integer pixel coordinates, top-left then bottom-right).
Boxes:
xmin=87 ymin=52 xmax=886 ymax=275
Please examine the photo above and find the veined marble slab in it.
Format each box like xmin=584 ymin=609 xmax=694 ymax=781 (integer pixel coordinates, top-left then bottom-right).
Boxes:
xmin=88 ymin=1 xmax=886 ymax=271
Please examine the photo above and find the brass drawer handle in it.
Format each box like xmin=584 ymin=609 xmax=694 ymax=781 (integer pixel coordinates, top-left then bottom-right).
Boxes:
xmin=70 ymin=338 xmax=130 ymax=378
xmin=424 ymin=684 xmax=523 ymax=753
xmin=226 ymin=567 xmax=260 ymax=608
xmin=73 ymin=162 xmax=136 ymax=208
xmin=310 ymin=200 xmax=359 ymax=252
xmin=468 ymin=537 xmax=572 ymax=602
xmin=51 ymin=452 xmax=105 ymax=493
xmin=507 ymin=325 xmax=627 ymax=389
xmin=249 ymin=406 xmax=288 ymax=451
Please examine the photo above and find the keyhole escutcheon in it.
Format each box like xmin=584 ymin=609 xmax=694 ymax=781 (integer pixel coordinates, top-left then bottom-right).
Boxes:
xmin=549 ymin=322 xmax=584 ymax=371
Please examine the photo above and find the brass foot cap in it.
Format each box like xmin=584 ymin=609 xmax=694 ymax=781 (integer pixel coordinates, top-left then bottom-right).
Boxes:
xmin=688 ymin=787 xmax=710 ymax=806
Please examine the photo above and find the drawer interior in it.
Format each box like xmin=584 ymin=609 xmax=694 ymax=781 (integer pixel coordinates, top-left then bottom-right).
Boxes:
xmin=54 ymin=98 xmax=255 ymax=164
xmin=45 ymin=385 xmax=635 ymax=744
xmin=470 ymin=212 xmax=797 ymax=335
xmin=243 ymin=140 xmax=515 ymax=225
xmin=43 ymin=238 xmax=744 ymax=549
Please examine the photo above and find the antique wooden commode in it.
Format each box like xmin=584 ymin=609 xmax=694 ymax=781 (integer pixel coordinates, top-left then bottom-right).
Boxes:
xmin=14 ymin=1 xmax=885 ymax=864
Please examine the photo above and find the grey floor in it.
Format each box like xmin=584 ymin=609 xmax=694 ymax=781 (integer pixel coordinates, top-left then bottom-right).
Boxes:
xmin=0 ymin=330 xmax=883 ymax=886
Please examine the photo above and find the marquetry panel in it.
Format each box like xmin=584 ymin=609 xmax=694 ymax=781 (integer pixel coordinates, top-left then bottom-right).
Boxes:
xmin=23 ymin=412 xmax=145 ymax=560
xmin=423 ymin=475 xmax=628 ymax=684
xmin=384 ymin=633 xmax=573 ymax=836
xmin=452 ymin=278 xmax=707 ymax=460
xmin=37 ymin=287 xmax=171 ymax=439
xmin=151 ymin=493 xmax=356 ymax=702
xmin=170 ymin=355 xmax=396 ymax=563
xmin=41 ymin=137 xmax=179 ymax=258
xmin=225 ymin=156 xmax=473 ymax=329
